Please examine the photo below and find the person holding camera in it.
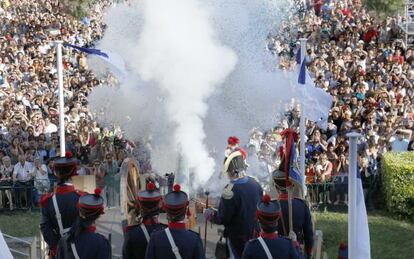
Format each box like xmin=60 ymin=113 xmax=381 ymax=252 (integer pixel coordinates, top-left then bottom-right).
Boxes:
xmin=31 ymin=157 xmax=50 ymax=199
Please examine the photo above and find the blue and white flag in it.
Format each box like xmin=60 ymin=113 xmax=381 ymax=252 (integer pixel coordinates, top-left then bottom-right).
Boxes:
xmin=296 ymin=54 xmax=332 ymax=130
xmin=0 ymin=231 xmax=13 ymax=259
xmin=64 ymin=43 xmax=109 ymax=58
xmin=64 ymin=43 xmax=127 ymax=81
xmin=288 ymin=140 xmax=304 ymax=193
xmin=355 ymin=169 xmax=371 ymax=259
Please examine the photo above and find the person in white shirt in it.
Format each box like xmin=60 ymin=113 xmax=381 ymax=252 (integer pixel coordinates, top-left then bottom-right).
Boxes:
xmin=13 ymin=155 xmax=33 ymax=208
xmin=31 ymin=157 xmax=49 ymax=195
xmin=389 ymin=130 xmax=411 ymax=152
xmin=44 ymin=117 xmax=58 ymax=140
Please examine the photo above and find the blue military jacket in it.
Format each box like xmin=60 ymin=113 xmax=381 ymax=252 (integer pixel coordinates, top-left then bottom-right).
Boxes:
xmin=123 ymin=220 xmax=166 ymax=259
xmin=56 ymin=226 xmax=111 ymax=259
xmin=145 ymin=222 xmax=205 ymax=259
xmin=213 ymin=176 xmax=263 ymax=241
xmin=40 ymin=184 xmax=84 ymax=250
xmin=242 ymin=232 xmax=300 ymax=259
xmin=277 ymin=194 xmax=313 ymax=256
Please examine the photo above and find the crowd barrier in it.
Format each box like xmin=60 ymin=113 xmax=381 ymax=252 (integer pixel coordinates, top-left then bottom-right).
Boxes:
xmin=0 ymin=179 xmax=52 ymax=210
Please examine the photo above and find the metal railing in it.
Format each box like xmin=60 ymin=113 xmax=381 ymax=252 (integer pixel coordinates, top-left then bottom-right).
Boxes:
xmin=2 ymin=233 xmax=37 ymax=259
xmin=0 ymin=179 xmax=52 ymax=210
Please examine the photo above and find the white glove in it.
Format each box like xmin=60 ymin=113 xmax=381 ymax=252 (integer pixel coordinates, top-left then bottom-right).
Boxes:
xmin=289 ymin=230 xmax=297 ymax=242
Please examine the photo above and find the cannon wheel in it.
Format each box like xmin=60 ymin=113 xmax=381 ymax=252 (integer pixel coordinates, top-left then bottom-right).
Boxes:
xmin=120 ymin=158 xmax=142 ymax=226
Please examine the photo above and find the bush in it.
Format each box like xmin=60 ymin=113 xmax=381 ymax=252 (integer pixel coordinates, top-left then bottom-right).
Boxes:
xmin=60 ymin=0 xmax=96 ymax=19
xmin=382 ymin=152 xmax=414 ymax=219
xmin=363 ymin=0 xmax=404 ymax=18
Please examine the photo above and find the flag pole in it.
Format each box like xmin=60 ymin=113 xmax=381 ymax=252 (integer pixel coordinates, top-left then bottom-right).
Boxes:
xmin=55 ymin=40 xmax=66 ymax=157
xmin=347 ymin=132 xmax=360 ymax=259
xmin=299 ymin=38 xmax=307 ymax=197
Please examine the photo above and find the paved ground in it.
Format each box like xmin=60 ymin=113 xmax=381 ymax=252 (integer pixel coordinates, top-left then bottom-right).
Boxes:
xmin=97 ymin=207 xmax=221 ymax=259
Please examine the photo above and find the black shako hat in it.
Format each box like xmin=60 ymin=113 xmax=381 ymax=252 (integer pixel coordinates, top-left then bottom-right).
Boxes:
xmin=273 ymin=168 xmax=288 ymax=191
xmin=163 ymin=184 xmax=189 ymax=221
xmin=53 ymin=151 xmax=78 ymax=179
xmin=78 ymin=188 xmax=105 ymax=221
xmin=223 ymin=150 xmax=247 ymax=176
xmin=137 ymin=182 xmax=162 ymax=214
xmin=256 ymin=194 xmax=282 ymax=226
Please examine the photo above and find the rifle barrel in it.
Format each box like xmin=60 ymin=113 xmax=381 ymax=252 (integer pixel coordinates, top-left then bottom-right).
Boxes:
xmin=190 ymin=198 xmax=218 ymax=211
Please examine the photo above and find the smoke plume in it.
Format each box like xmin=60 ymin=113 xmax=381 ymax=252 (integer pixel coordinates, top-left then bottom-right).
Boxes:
xmin=88 ymin=0 xmax=295 ymax=193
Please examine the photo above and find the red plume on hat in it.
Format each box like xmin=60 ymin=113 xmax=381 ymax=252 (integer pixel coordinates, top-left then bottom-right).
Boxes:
xmin=65 ymin=151 xmax=73 ymax=159
xmin=173 ymin=184 xmax=181 ymax=192
xmin=262 ymin=194 xmax=271 ymax=204
xmin=94 ymin=188 xmax=102 ymax=197
xmin=147 ymin=182 xmax=156 ymax=191
xmin=227 ymin=136 xmax=240 ymax=145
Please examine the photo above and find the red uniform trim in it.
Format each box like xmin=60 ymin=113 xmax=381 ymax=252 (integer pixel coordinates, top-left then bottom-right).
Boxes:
xmin=55 ymin=185 xmax=75 ymax=194
xmin=260 ymin=231 xmax=278 ymax=239
xmin=40 ymin=193 xmax=53 ymax=208
xmin=279 ymin=193 xmax=289 ymax=200
xmin=163 ymin=201 xmax=188 ymax=210
xmin=87 ymin=225 xmax=96 ymax=233
xmin=138 ymin=196 xmax=161 ymax=202
xmin=49 ymin=245 xmax=57 ymax=256
xmin=40 ymin=185 xmax=77 ymax=208
xmin=79 ymin=203 xmax=103 ymax=209
xmin=143 ymin=218 xmax=159 ymax=226
xmin=306 ymin=246 xmax=313 ymax=255
xmin=168 ymin=222 xmax=186 ymax=230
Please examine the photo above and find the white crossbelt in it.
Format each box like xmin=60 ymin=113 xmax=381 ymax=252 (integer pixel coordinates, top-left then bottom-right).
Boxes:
xmin=165 ymin=228 xmax=182 ymax=259
xmin=140 ymin=224 xmax=150 ymax=242
xmin=258 ymin=237 xmax=273 ymax=259
xmin=52 ymin=195 xmax=71 ymax=236
xmin=227 ymin=238 xmax=236 ymax=259
xmin=70 ymin=243 xmax=81 ymax=259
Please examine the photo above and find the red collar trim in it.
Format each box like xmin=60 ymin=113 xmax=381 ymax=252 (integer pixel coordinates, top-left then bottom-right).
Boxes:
xmin=87 ymin=225 xmax=96 ymax=233
xmin=56 ymin=185 xmax=75 ymax=194
xmin=279 ymin=193 xmax=288 ymax=200
xmin=260 ymin=231 xmax=277 ymax=239
xmin=143 ymin=217 xmax=159 ymax=226
xmin=168 ymin=222 xmax=186 ymax=230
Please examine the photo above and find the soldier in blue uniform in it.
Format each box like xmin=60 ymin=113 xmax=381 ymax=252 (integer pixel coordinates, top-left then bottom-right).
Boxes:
xmin=123 ymin=182 xmax=166 ymax=259
xmin=205 ymin=150 xmax=263 ymax=258
xmin=273 ymin=170 xmax=314 ymax=259
xmin=242 ymin=194 xmax=300 ymax=259
xmin=40 ymin=152 xmax=85 ymax=258
xmin=57 ymin=188 xmax=111 ymax=259
xmin=146 ymin=184 xmax=205 ymax=259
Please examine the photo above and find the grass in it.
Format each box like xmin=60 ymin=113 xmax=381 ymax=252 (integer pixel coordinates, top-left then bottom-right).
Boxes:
xmin=1 ymin=210 xmax=413 ymax=259
xmin=0 ymin=210 xmax=41 ymax=237
xmin=314 ymin=211 xmax=414 ymax=259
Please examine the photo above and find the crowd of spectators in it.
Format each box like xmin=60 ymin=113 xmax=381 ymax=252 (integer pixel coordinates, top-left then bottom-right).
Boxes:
xmin=0 ymin=0 xmax=148 ymax=210
xmin=250 ymin=0 xmax=414 ymax=209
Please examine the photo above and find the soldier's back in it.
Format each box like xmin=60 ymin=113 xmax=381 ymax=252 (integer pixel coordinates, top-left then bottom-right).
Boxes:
xmin=145 ymin=228 xmax=205 ymax=259
xmin=278 ymin=197 xmax=313 ymax=254
xmin=40 ymin=186 xmax=84 ymax=249
xmin=57 ymin=231 xmax=111 ymax=259
xmin=242 ymin=236 xmax=300 ymax=259
xmin=221 ymin=176 xmax=262 ymax=236
xmin=123 ymin=223 xmax=166 ymax=259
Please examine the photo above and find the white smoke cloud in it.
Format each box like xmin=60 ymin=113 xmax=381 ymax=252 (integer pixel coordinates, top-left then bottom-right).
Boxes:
xmin=88 ymin=0 xmax=296 ymax=194
xmin=135 ymin=0 xmax=237 ymax=185
xmin=89 ymin=0 xmax=237 ymax=189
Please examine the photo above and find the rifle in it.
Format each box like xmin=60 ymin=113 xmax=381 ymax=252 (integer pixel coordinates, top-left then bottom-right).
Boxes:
xmin=190 ymin=197 xmax=218 ymax=212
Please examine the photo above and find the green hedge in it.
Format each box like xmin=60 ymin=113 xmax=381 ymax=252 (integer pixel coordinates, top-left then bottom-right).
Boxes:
xmin=382 ymin=152 xmax=414 ymax=219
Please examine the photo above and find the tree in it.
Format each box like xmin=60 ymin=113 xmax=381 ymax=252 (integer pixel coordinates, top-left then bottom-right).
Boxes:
xmin=363 ymin=0 xmax=405 ymax=18
xmin=60 ymin=0 xmax=97 ymax=18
